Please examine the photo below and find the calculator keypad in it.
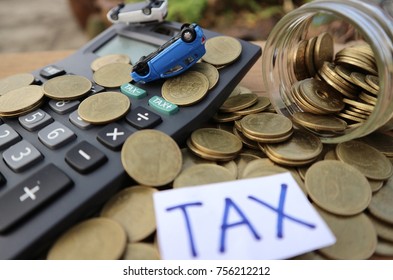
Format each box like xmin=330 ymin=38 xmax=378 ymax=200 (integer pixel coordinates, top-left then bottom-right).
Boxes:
xmin=48 ymin=100 xmax=80 ymax=115
xmin=126 ymin=106 xmax=162 ymax=129
xmin=69 ymin=110 xmax=93 ymax=130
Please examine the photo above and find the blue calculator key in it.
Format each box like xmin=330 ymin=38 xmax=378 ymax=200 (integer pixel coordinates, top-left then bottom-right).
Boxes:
xmin=48 ymin=100 xmax=80 ymax=115
xmin=3 ymin=140 xmax=43 ymax=173
xmin=148 ymin=96 xmax=179 ymax=115
xmin=38 ymin=121 xmax=76 ymax=149
xmin=65 ymin=141 xmax=107 ymax=174
xmin=0 ymin=164 xmax=73 ymax=233
xmin=40 ymin=65 xmax=66 ymax=79
xmin=126 ymin=106 xmax=162 ymax=129
xmin=0 ymin=124 xmax=21 ymax=150
xmin=19 ymin=109 xmax=53 ymax=131
xmin=120 ymin=83 xmax=147 ymax=99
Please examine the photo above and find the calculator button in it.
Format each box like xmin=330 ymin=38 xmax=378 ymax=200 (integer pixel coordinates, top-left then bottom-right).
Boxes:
xmin=3 ymin=140 xmax=43 ymax=173
xmin=38 ymin=121 xmax=76 ymax=149
xmin=19 ymin=109 xmax=53 ymax=131
xmin=48 ymin=100 xmax=80 ymax=115
xmin=0 ymin=164 xmax=73 ymax=233
xmin=126 ymin=106 xmax=162 ymax=129
xmin=65 ymin=141 xmax=107 ymax=174
xmin=91 ymin=83 xmax=105 ymax=94
xmin=120 ymin=83 xmax=147 ymax=99
xmin=0 ymin=124 xmax=21 ymax=150
xmin=40 ymin=65 xmax=66 ymax=79
xmin=69 ymin=110 xmax=93 ymax=130
xmin=97 ymin=123 xmax=131 ymax=151
xmin=148 ymin=96 xmax=179 ymax=115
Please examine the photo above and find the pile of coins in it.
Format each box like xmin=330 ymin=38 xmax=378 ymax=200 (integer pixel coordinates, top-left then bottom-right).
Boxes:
xmin=291 ymin=32 xmax=380 ymax=134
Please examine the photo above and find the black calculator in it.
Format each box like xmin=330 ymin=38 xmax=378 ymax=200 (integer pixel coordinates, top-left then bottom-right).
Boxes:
xmin=0 ymin=21 xmax=261 ymax=259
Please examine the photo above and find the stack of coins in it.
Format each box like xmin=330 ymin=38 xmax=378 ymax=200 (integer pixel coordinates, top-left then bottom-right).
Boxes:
xmin=0 ymin=85 xmax=44 ymax=117
xmin=291 ymin=34 xmax=381 ymax=133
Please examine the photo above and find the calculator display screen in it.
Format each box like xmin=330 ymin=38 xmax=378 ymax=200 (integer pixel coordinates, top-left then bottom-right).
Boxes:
xmin=94 ymin=35 xmax=158 ymax=64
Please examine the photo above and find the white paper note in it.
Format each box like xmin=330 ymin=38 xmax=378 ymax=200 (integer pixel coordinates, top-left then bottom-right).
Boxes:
xmin=154 ymin=172 xmax=335 ymax=260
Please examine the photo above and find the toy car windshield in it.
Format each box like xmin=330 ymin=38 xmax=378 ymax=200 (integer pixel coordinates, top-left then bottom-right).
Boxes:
xmin=107 ymin=0 xmax=168 ymax=24
xmin=131 ymin=23 xmax=206 ymax=83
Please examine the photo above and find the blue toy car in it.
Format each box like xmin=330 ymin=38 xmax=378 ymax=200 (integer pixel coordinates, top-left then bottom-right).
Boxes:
xmin=131 ymin=23 xmax=206 ymax=83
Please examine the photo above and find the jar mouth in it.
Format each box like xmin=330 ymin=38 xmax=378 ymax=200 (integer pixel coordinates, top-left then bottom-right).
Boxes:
xmin=263 ymin=0 xmax=393 ymax=144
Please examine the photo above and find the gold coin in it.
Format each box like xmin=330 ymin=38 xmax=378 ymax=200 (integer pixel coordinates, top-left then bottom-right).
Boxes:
xmin=350 ymin=72 xmax=379 ymax=95
xmin=336 ymin=140 xmax=393 ymax=180
xmin=299 ymin=78 xmax=344 ymax=113
xmin=233 ymin=96 xmax=271 ymax=115
xmin=368 ymin=175 xmax=393 ymax=224
xmin=190 ymin=128 xmax=242 ymax=156
xmin=191 ymin=62 xmax=219 ymax=90
xmin=315 ymin=207 xmax=377 ymax=260
xmin=305 ymin=160 xmax=371 ymax=215
xmin=219 ymin=160 xmax=238 ymax=179
xmin=181 ymin=148 xmax=215 ymax=172
xmin=186 ymin=138 xmax=236 ymax=161
xmin=162 ymin=71 xmax=209 ymax=106
xmin=359 ymin=92 xmax=377 ymax=105
xmin=321 ymin=62 xmax=359 ymax=93
xmin=293 ymin=40 xmax=309 ymax=81
xmin=43 ymin=75 xmax=92 ymax=100
xmin=343 ymin=98 xmax=374 ymax=113
xmin=314 ymin=32 xmax=334 ymax=70
xmin=229 ymin=85 xmax=252 ymax=97
xmin=365 ymin=75 xmax=380 ymax=91
xmin=368 ymin=213 xmax=393 ymax=243
xmin=241 ymin=160 xmax=287 ymax=179
xmin=202 ymin=36 xmax=242 ymax=66
xmin=375 ymin=239 xmax=393 ymax=257
xmin=342 ymin=109 xmax=368 ymax=120
xmin=0 ymin=85 xmax=44 ymax=116
xmin=101 ymin=186 xmax=158 ymax=242
xmin=335 ymin=64 xmax=357 ymax=85
xmin=240 ymin=113 xmax=293 ymax=139
xmin=212 ymin=112 xmax=242 ymax=123
xmin=93 ymin=63 xmax=133 ymax=88
xmin=324 ymin=149 xmax=338 ymax=160
xmin=242 ymin=129 xmax=293 ymax=143
xmin=47 ymin=217 xmax=127 ymax=260
xmin=233 ymin=128 xmax=260 ymax=149
xmin=335 ymin=57 xmax=378 ymax=75
xmin=78 ymin=91 xmax=130 ymax=124
xmin=122 ymin=243 xmax=160 ymax=260
xmin=173 ymin=163 xmax=234 ymax=188
xmin=319 ymin=67 xmax=358 ymax=99
xmin=337 ymin=112 xmax=366 ymax=123
xmin=219 ymin=93 xmax=258 ymax=113
xmin=360 ymin=132 xmax=393 ymax=157
xmin=292 ymin=112 xmax=347 ymax=131
xmin=235 ymin=153 xmax=262 ymax=179
xmin=264 ymin=150 xmax=317 ymax=167
xmin=0 ymin=73 xmax=35 ymax=96
xmin=91 ymin=54 xmax=131 ymax=72
xmin=305 ymin=36 xmax=317 ymax=77
xmin=121 ymin=130 xmax=182 ymax=187
xmin=265 ymin=130 xmax=323 ymax=162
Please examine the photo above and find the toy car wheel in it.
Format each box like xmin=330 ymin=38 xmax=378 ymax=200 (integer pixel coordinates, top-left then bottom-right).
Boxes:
xmin=180 ymin=23 xmax=191 ymax=30
xmin=134 ymin=57 xmax=150 ymax=76
xmin=142 ymin=7 xmax=152 ymax=15
xmin=181 ymin=27 xmax=196 ymax=43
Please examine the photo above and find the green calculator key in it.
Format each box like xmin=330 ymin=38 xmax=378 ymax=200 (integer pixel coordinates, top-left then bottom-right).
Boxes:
xmin=120 ymin=83 xmax=147 ymax=99
xmin=149 ymin=96 xmax=179 ymax=115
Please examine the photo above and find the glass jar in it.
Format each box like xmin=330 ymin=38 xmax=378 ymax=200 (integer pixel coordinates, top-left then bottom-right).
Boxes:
xmin=262 ymin=0 xmax=393 ymax=143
